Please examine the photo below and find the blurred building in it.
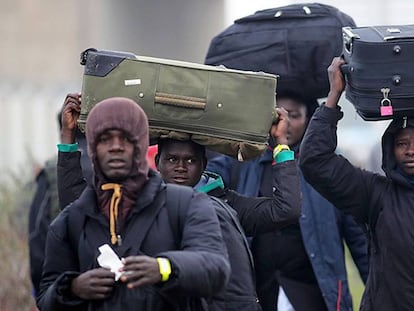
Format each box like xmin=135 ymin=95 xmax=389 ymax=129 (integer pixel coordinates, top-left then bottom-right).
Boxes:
xmin=0 ymin=0 xmax=225 ymax=183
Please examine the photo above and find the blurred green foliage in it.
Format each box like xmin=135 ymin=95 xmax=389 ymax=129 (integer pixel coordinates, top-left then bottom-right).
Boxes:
xmin=0 ymin=169 xmax=37 ymax=310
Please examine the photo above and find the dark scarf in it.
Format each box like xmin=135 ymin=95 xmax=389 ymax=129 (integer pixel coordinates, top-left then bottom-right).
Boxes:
xmin=86 ymin=97 xmax=150 ymax=244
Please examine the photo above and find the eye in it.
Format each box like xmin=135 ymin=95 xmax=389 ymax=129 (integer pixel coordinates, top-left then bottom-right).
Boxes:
xmin=186 ymin=158 xmax=198 ymax=164
xmin=288 ymin=112 xmax=301 ymax=119
xmin=396 ymin=142 xmax=407 ymax=147
xmin=167 ymin=156 xmax=177 ymax=164
xmin=98 ymin=135 xmax=109 ymax=143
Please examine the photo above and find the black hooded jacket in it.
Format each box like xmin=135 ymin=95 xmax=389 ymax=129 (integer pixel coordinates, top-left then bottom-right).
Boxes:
xmin=37 ymin=171 xmax=230 ymax=311
xmin=300 ymin=104 xmax=414 ymax=311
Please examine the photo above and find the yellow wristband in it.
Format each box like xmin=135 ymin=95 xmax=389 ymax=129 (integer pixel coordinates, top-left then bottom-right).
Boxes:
xmin=156 ymin=257 xmax=172 ymax=282
xmin=273 ymin=144 xmax=290 ymax=159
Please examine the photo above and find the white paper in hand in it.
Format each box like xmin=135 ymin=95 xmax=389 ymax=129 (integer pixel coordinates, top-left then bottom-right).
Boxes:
xmin=97 ymin=244 xmax=124 ymax=281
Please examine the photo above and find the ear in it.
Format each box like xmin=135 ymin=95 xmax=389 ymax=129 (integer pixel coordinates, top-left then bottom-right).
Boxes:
xmin=202 ymin=156 xmax=207 ymax=171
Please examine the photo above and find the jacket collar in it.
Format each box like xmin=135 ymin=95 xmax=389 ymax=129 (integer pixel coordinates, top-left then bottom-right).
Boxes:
xmin=80 ymin=169 xmax=164 ymax=219
xmin=195 ymin=171 xmax=225 ymax=193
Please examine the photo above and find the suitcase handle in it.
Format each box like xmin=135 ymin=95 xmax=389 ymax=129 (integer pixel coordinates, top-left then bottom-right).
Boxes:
xmin=155 ymin=92 xmax=206 ymax=110
xmin=340 ymin=64 xmax=353 ymax=75
xmin=342 ymin=26 xmax=360 ymax=55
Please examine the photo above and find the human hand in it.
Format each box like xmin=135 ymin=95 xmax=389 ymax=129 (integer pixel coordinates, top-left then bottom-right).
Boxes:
xmin=270 ymin=107 xmax=289 ymax=145
xmin=71 ymin=268 xmax=115 ymax=300
xmin=60 ymin=93 xmax=81 ymax=144
xmin=326 ymin=57 xmax=346 ymax=108
xmin=119 ymin=255 xmax=162 ymax=289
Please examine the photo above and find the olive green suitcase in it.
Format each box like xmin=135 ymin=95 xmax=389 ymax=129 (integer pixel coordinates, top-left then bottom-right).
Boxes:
xmin=79 ymin=48 xmax=278 ymax=160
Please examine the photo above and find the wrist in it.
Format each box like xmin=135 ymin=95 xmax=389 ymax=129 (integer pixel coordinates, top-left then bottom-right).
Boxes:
xmin=273 ymin=144 xmax=294 ymax=163
xmin=57 ymin=143 xmax=79 ymax=152
xmin=156 ymin=257 xmax=172 ymax=282
xmin=273 ymin=144 xmax=290 ymax=158
xmin=326 ymin=90 xmax=342 ymax=108
xmin=275 ymin=139 xmax=289 ymax=145
xmin=61 ymin=129 xmax=76 ymax=144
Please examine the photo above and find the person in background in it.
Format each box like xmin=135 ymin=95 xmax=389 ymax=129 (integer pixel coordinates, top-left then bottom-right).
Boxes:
xmin=56 ymin=93 xmax=301 ymax=310
xmin=300 ymin=56 xmax=414 ymax=311
xmin=37 ymin=97 xmax=230 ymax=311
xmin=207 ymin=92 xmax=369 ymax=311
xmin=28 ymin=95 xmax=92 ymax=297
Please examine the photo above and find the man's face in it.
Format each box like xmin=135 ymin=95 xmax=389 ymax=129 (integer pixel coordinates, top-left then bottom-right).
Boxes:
xmin=394 ymin=127 xmax=414 ymax=176
xmin=277 ymin=97 xmax=308 ymax=146
xmin=156 ymin=141 xmax=206 ymax=187
xmin=96 ymin=129 xmax=134 ymax=181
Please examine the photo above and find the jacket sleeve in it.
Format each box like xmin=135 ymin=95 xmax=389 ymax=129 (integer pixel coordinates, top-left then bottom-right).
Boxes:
xmin=57 ymin=151 xmax=87 ymax=210
xmin=227 ymin=159 xmax=301 ymax=236
xmin=36 ymin=209 xmax=85 ymax=310
xmin=299 ymin=104 xmax=377 ymax=224
xmin=340 ymin=212 xmax=369 ymax=283
xmin=158 ymin=192 xmax=230 ymax=297
xmin=28 ymin=169 xmax=49 ymax=295
xmin=206 ymin=154 xmax=237 ymax=188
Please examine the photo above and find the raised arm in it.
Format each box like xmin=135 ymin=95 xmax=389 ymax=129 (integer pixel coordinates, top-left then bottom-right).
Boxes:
xmin=299 ymin=57 xmax=376 ymax=223
xmin=227 ymin=107 xmax=301 ymax=235
xmin=57 ymin=93 xmax=88 ymax=209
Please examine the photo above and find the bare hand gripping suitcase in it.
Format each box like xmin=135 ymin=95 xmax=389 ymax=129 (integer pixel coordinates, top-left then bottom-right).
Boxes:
xmin=342 ymin=25 xmax=414 ymax=121
xmin=78 ymin=48 xmax=278 ymax=160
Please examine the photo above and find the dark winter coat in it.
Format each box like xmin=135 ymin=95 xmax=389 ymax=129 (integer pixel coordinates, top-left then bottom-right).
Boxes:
xmin=37 ymin=171 xmax=230 ymax=311
xmin=204 ymin=158 xmax=302 ymax=236
xmin=207 ymin=146 xmax=369 ymax=311
xmin=57 ymin=152 xmax=301 ymax=311
xmin=300 ymin=104 xmax=414 ymax=311
xmin=195 ymin=165 xmax=301 ymax=310
xmin=29 ymin=137 xmax=92 ymax=297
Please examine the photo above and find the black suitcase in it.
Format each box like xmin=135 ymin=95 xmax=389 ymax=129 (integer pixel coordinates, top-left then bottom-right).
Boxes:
xmin=342 ymin=25 xmax=414 ymax=121
xmin=205 ymin=3 xmax=355 ymax=99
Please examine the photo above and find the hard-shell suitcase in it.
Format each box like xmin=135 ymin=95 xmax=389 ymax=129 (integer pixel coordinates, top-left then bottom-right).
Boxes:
xmin=78 ymin=48 xmax=278 ymax=161
xmin=205 ymin=3 xmax=355 ymax=99
xmin=342 ymin=25 xmax=414 ymax=121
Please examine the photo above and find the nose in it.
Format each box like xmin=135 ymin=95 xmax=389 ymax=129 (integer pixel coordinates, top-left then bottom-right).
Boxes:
xmin=109 ymin=137 xmax=125 ymax=151
xmin=174 ymin=160 xmax=188 ymax=171
xmin=406 ymin=143 xmax=414 ymax=156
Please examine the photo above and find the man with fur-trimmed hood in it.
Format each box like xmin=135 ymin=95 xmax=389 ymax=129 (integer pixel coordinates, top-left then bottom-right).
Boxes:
xmin=37 ymin=97 xmax=230 ymax=311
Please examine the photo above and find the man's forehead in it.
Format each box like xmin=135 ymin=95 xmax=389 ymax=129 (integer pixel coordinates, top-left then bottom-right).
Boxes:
xmin=100 ymin=128 xmax=127 ymax=135
xmin=395 ymin=127 xmax=414 ymax=139
xmin=164 ymin=144 xmax=199 ymax=155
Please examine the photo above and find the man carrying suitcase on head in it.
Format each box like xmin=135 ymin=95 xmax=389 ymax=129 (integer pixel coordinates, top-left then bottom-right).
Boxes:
xmin=54 ymin=93 xmax=302 ymax=310
xmin=300 ymin=56 xmax=414 ymax=311
xmin=37 ymin=96 xmax=230 ymax=311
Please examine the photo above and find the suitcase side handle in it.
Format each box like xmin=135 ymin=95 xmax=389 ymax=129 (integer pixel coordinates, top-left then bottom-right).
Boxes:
xmin=155 ymin=92 xmax=206 ymax=110
xmin=342 ymin=26 xmax=360 ymax=55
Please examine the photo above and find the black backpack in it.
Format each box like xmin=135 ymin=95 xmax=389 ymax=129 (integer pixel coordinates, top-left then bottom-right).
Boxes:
xmin=205 ymin=3 xmax=356 ymax=99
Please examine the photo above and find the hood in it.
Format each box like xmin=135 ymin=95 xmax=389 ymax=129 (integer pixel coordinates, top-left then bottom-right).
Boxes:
xmin=381 ymin=116 xmax=414 ymax=183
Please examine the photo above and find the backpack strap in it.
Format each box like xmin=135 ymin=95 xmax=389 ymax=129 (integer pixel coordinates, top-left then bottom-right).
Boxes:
xmin=208 ymin=196 xmax=255 ymax=272
xmin=165 ymin=184 xmax=193 ymax=247
xmin=67 ymin=186 xmax=97 ymax=255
